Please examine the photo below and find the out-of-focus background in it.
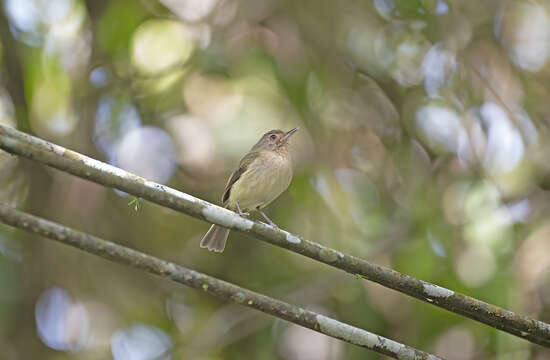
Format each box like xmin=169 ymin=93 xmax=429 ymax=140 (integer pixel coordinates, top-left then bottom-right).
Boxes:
xmin=0 ymin=0 xmax=550 ymax=359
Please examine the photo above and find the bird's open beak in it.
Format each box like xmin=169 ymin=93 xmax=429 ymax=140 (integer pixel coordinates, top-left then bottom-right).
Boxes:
xmin=282 ymin=127 xmax=299 ymax=142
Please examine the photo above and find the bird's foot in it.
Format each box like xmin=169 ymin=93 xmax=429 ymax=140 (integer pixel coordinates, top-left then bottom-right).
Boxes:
xmin=235 ymin=202 xmax=250 ymax=218
xmin=257 ymin=207 xmax=279 ymax=229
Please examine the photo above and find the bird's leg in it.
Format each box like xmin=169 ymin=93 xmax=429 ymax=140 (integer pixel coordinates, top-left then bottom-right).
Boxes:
xmin=256 ymin=207 xmax=279 ymax=229
xmin=235 ymin=201 xmax=250 ymax=217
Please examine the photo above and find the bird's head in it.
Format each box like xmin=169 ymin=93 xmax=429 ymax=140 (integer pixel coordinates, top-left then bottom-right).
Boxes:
xmin=252 ymin=128 xmax=299 ymax=152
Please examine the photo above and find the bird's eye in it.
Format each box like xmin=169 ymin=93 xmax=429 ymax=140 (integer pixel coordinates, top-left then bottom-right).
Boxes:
xmin=270 ymin=134 xmax=277 ymax=140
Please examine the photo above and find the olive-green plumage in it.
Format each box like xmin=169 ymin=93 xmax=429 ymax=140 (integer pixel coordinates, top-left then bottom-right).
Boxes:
xmin=200 ymin=128 xmax=298 ymax=252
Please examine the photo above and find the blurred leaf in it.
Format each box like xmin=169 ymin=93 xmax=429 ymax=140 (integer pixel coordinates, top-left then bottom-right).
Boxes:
xmin=98 ymin=0 xmax=147 ymax=57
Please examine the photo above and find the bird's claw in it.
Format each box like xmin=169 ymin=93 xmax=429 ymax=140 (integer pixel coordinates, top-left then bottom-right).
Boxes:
xmin=235 ymin=202 xmax=249 ymax=217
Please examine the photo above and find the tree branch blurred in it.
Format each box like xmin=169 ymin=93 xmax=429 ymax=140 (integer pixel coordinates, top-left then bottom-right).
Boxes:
xmin=1 ymin=124 xmax=549 ymax=348
xmin=0 ymin=204 xmax=440 ymax=360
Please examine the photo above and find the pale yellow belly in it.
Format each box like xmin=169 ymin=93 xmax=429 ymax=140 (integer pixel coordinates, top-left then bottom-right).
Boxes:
xmin=227 ymin=152 xmax=292 ymax=211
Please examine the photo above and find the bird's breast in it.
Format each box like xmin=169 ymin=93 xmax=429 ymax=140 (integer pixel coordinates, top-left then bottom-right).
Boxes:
xmin=227 ymin=151 xmax=292 ymax=211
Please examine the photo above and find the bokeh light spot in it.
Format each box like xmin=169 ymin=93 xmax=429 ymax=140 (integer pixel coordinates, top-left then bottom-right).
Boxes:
xmin=416 ymin=105 xmax=467 ymax=154
xmin=115 ymin=126 xmax=177 ymax=183
xmin=496 ymin=1 xmax=550 ymax=72
xmin=131 ymin=19 xmax=194 ymax=75
xmin=422 ymin=43 xmax=456 ymax=97
xmin=93 ymin=97 xmax=141 ymax=161
xmin=160 ymin=0 xmax=219 ymax=22
xmin=35 ymin=287 xmax=90 ymax=352
xmin=480 ymin=102 xmax=524 ymax=174
xmin=111 ymin=324 xmax=172 ymax=360
xmin=455 ymin=244 xmax=496 ymax=287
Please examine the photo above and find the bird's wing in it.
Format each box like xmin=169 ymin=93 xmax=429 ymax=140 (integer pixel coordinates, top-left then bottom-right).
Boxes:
xmin=222 ymin=151 xmax=260 ymax=205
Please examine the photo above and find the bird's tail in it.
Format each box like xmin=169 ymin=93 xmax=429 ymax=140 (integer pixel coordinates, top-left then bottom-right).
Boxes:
xmin=200 ymin=225 xmax=230 ymax=252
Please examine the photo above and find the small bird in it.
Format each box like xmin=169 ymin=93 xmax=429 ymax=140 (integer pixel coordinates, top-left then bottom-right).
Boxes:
xmin=200 ymin=127 xmax=298 ymax=252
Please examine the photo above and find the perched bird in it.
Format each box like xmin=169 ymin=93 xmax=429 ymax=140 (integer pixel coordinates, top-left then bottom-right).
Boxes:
xmin=200 ymin=128 xmax=298 ymax=252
